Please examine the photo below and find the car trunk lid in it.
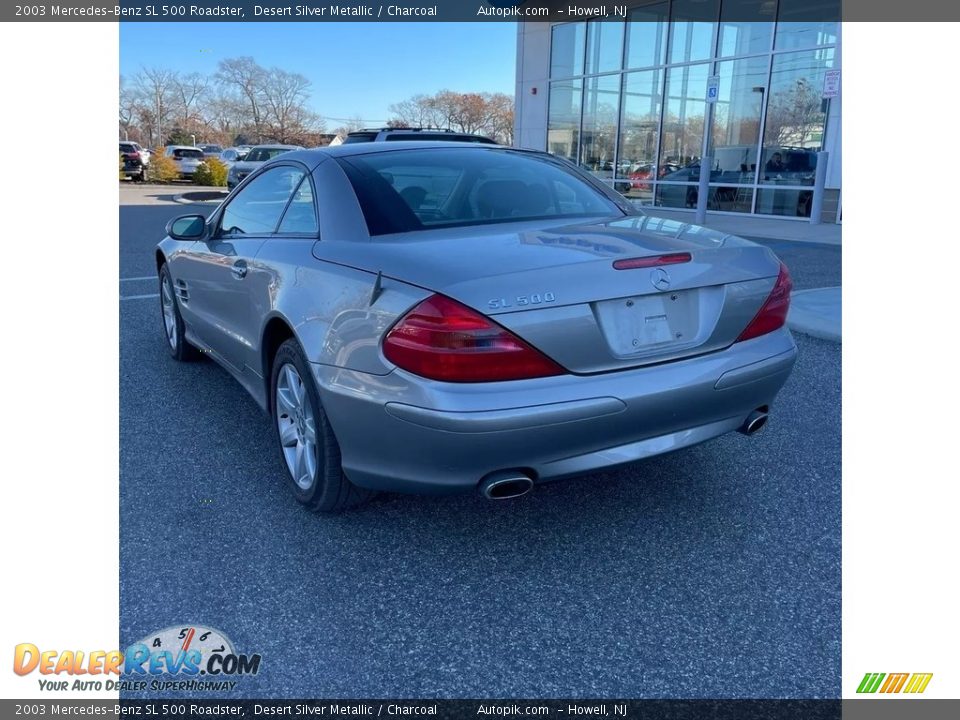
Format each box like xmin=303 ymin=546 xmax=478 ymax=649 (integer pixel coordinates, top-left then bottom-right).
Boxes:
xmin=313 ymin=215 xmax=782 ymax=373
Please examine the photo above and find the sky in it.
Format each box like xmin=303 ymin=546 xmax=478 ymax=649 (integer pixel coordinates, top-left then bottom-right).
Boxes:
xmin=120 ymin=22 xmax=518 ymax=128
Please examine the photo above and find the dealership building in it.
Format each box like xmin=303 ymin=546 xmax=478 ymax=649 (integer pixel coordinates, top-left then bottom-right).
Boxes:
xmin=514 ymin=0 xmax=841 ymax=221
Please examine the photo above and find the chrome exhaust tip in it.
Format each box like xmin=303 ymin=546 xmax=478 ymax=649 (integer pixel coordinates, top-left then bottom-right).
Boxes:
xmin=740 ymin=409 xmax=769 ymax=436
xmin=479 ymin=471 xmax=534 ymax=500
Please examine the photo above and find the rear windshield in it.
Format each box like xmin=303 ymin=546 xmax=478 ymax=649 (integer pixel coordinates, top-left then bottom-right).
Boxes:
xmin=337 ymin=148 xmax=624 ymax=236
xmin=245 ymin=147 xmax=295 ymax=162
xmin=173 ymin=148 xmax=203 ymax=159
xmin=342 ymin=133 xmax=378 ymax=144
xmin=384 ymin=133 xmax=496 ymax=144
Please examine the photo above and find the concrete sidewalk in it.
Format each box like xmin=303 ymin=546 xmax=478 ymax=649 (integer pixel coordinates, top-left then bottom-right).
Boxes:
xmin=643 ymin=207 xmax=841 ymax=245
xmin=787 ymin=287 xmax=841 ymax=342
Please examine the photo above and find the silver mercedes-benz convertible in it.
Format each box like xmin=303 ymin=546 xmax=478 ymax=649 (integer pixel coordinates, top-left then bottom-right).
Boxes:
xmin=156 ymin=142 xmax=797 ymax=512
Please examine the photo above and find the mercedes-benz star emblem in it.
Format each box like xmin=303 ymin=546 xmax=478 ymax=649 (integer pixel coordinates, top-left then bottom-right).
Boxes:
xmin=651 ymin=267 xmax=671 ymax=291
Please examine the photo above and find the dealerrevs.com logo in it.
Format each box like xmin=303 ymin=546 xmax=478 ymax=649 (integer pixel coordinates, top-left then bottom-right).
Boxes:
xmin=13 ymin=625 xmax=261 ymax=692
xmin=856 ymin=672 xmax=933 ymax=694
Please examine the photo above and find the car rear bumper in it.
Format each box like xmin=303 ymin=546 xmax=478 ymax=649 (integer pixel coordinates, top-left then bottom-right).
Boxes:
xmin=314 ymin=327 xmax=797 ymax=495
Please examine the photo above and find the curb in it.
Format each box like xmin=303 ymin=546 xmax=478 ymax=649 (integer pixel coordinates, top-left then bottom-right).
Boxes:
xmin=173 ymin=191 xmax=228 ymax=205
xmin=787 ymin=287 xmax=841 ymax=343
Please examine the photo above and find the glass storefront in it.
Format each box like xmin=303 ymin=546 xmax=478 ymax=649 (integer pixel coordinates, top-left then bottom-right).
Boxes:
xmin=546 ymin=0 xmax=839 ymax=217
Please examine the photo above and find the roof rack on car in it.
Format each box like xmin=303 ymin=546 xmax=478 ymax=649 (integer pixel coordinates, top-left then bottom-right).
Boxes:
xmin=353 ymin=127 xmax=457 ymax=133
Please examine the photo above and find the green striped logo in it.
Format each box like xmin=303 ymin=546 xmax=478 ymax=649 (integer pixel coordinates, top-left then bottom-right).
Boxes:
xmin=857 ymin=672 xmax=933 ymax=694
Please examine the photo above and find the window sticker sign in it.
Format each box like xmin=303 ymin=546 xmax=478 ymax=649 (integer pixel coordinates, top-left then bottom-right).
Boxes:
xmin=823 ymin=70 xmax=841 ymax=98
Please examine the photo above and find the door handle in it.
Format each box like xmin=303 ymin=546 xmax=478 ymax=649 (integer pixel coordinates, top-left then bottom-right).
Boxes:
xmin=231 ymin=261 xmax=248 ymax=279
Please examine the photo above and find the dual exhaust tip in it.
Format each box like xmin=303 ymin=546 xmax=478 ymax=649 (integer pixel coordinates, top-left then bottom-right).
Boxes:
xmin=479 ymin=470 xmax=534 ymax=501
xmin=479 ymin=408 xmax=769 ymax=500
xmin=740 ymin=408 xmax=769 ymax=436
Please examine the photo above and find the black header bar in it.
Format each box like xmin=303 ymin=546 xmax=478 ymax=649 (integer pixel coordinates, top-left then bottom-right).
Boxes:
xmin=5 ymin=0 xmax=955 ymax=22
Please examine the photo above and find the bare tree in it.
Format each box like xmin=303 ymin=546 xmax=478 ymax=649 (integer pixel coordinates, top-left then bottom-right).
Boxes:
xmin=215 ymin=57 xmax=269 ymax=142
xmin=119 ymin=75 xmax=141 ymax=141
xmin=763 ymin=78 xmax=825 ymax=148
xmin=429 ymin=90 xmax=462 ymax=130
xmin=123 ymin=57 xmax=448 ymax=148
xmin=448 ymin=92 xmax=494 ymax=134
xmin=261 ymin=68 xmax=315 ymax=143
xmin=171 ymin=72 xmax=209 ymax=130
xmin=202 ymin=90 xmax=247 ymax=143
xmin=388 ymin=94 xmax=443 ymax=129
xmin=344 ymin=114 xmax=366 ymax=131
xmin=484 ymin=92 xmax=515 ymax=145
xmin=134 ymin=67 xmax=178 ymax=147
xmin=387 ymin=90 xmax=515 ymax=143
xmin=332 ymin=115 xmax=366 ymax=137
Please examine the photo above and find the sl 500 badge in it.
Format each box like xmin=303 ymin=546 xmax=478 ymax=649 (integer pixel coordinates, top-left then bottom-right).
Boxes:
xmin=488 ymin=292 xmax=556 ymax=310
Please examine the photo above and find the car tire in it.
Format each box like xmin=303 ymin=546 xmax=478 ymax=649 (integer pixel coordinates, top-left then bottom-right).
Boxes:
xmin=271 ymin=339 xmax=373 ymax=513
xmin=158 ymin=264 xmax=201 ymax=362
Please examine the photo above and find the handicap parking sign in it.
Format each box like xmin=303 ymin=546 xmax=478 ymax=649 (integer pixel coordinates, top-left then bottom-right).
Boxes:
xmin=706 ymin=75 xmax=720 ymax=103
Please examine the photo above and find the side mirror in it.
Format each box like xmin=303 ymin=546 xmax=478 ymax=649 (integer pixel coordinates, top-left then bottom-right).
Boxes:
xmin=166 ymin=214 xmax=207 ymax=241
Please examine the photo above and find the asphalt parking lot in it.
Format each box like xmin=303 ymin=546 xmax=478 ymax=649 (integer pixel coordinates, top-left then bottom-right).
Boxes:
xmin=119 ymin=185 xmax=841 ymax=698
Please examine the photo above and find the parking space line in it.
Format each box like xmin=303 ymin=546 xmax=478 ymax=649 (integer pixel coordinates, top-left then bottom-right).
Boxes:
xmin=120 ymin=276 xmax=156 ymax=282
xmin=121 ymin=293 xmax=160 ymax=301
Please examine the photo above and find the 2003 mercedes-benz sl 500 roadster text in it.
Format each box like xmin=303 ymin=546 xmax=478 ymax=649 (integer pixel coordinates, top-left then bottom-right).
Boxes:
xmin=156 ymin=143 xmax=797 ymax=512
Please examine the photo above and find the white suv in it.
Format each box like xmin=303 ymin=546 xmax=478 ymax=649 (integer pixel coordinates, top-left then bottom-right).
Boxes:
xmin=341 ymin=128 xmax=497 ymax=144
xmin=164 ymin=146 xmax=205 ymax=179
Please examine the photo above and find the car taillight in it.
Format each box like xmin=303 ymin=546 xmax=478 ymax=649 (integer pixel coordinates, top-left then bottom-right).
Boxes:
xmin=736 ymin=262 xmax=793 ymax=342
xmin=383 ymin=294 xmax=565 ymax=382
xmin=613 ymin=252 xmax=691 ymax=270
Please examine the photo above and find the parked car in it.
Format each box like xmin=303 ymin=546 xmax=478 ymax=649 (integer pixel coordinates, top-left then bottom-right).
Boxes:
xmin=119 ymin=141 xmax=148 ymax=182
xmin=658 ymin=158 xmax=814 ymax=215
xmin=570 ymin=160 xmax=632 ymax=194
xmin=199 ymin=144 xmax=223 ymax=158
xmin=156 ymin=143 xmax=797 ymax=512
xmin=628 ymin=162 xmax=679 ymax=191
xmin=164 ymin=146 xmax=205 ymax=179
xmin=219 ymin=147 xmax=249 ymax=169
xmin=341 ymin=127 xmax=497 ymax=144
xmin=226 ymin=144 xmax=303 ymax=189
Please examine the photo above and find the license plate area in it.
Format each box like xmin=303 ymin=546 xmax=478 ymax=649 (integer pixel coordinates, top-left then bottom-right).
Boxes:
xmin=594 ymin=289 xmax=701 ymax=357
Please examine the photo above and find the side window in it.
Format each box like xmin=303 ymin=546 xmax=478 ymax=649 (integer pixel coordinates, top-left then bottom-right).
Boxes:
xmin=277 ymin=176 xmax=318 ymax=235
xmin=219 ymin=166 xmax=305 ymax=237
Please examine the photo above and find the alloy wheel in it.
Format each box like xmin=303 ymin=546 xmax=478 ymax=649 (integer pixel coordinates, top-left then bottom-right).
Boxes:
xmin=275 ymin=363 xmax=319 ymax=490
xmin=161 ymin=276 xmax=177 ymax=349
